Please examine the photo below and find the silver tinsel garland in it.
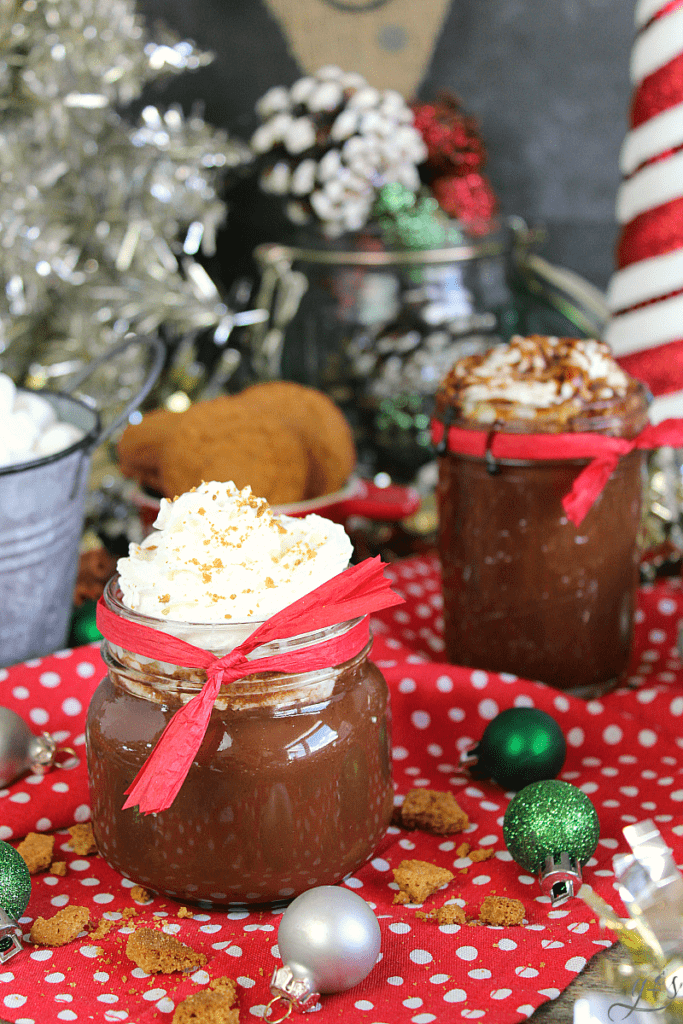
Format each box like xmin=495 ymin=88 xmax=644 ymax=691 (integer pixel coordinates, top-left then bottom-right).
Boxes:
xmin=0 ymin=0 xmax=252 ymax=400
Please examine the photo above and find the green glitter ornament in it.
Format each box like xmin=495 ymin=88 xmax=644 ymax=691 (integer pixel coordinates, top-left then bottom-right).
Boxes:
xmin=462 ymin=707 xmax=566 ymax=791
xmin=69 ymin=600 xmax=103 ymax=647
xmin=503 ymin=779 xmax=599 ymax=906
xmin=0 ymin=841 xmax=31 ymax=961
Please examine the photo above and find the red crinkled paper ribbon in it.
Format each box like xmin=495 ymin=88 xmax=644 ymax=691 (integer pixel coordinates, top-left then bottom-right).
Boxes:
xmin=96 ymin=556 xmax=404 ymax=815
xmin=431 ymin=418 xmax=683 ymax=525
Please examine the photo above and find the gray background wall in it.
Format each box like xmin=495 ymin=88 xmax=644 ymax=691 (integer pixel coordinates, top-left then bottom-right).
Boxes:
xmin=137 ymin=0 xmax=636 ymax=292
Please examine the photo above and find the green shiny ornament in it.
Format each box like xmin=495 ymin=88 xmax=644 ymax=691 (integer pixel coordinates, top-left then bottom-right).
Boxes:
xmin=0 ymin=841 xmax=31 ymax=955
xmin=464 ymin=707 xmax=566 ymax=791
xmin=69 ymin=600 xmax=103 ymax=647
xmin=503 ymin=780 xmax=599 ymax=905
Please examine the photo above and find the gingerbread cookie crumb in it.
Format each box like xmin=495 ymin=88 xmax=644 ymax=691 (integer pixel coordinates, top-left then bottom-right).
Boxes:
xmin=67 ymin=822 xmax=97 ymax=855
xmin=456 ymin=842 xmax=471 ymax=858
xmin=392 ymin=890 xmax=409 ymax=905
xmin=121 ymin=907 xmax=138 ymax=920
xmin=130 ymin=885 xmax=152 ymax=904
xmin=172 ymin=988 xmax=239 ymax=1024
xmin=470 ymin=848 xmax=494 ymax=862
xmin=210 ymin=977 xmax=238 ymax=999
xmin=177 ymin=906 xmax=193 ymax=919
xmin=125 ymin=927 xmax=207 ymax=974
xmin=417 ymin=903 xmax=466 ymax=926
xmin=89 ymin=918 xmax=114 ymax=940
xmin=479 ymin=895 xmax=524 ymax=926
xmin=30 ymin=906 xmax=90 ymax=946
xmin=393 ymin=859 xmax=454 ymax=904
xmin=17 ymin=832 xmax=54 ymax=874
xmin=398 ymin=789 xmax=469 ymax=835
xmin=49 ymin=860 xmax=67 ymax=876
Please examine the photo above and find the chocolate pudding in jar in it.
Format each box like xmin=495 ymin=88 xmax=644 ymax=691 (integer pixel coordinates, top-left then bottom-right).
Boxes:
xmin=434 ymin=334 xmax=650 ymax=697
xmin=85 ymin=482 xmax=393 ymax=906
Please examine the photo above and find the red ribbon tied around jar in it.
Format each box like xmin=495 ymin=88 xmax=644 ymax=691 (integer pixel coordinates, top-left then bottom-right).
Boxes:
xmin=431 ymin=417 xmax=683 ymax=526
xmin=96 ymin=556 xmax=404 ymax=815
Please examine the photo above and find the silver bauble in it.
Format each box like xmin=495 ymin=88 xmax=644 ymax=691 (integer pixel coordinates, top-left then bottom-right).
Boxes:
xmin=269 ymin=885 xmax=381 ymax=1013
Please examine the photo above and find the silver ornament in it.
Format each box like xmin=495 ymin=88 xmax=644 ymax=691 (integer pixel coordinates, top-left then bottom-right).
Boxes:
xmin=267 ymin=886 xmax=381 ymax=1019
xmin=0 ymin=707 xmax=73 ymax=788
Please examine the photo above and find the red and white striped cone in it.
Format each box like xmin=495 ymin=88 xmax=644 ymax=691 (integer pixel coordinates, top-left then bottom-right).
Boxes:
xmin=605 ymin=0 xmax=683 ymax=406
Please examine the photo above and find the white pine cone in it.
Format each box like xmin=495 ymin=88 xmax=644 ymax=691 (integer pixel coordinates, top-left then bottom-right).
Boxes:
xmin=251 ymin=66 xmax=426 ymax=237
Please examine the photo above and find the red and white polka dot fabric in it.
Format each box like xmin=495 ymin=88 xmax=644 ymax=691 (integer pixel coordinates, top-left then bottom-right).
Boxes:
xmin=2 ymin=556 xmax=683 ymax=1024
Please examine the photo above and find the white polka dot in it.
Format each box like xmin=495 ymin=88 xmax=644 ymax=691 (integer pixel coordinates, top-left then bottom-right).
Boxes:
xmin=3 ymin=995 xmax=27 ymax=1008
xmin=670 ymin=790 xmax=683 ymax=801
xmin=477 ymin=698 xmax=499 ymax=720
xmin=670 ymin=697 xmax=683 ymax=717
xmin=52 ymin=782 xmax=69 ymax=794
xmin=553 ymin=695 xmax=570 ymax=712
xmin=74 ymin=804 xmax=90 ymax=822
xmin=39 ymin=671 xmax=61 ymax=688
xmin=491 ymin=989 xmax=512 ymax=1000
xmin=620 ymin=786 xmax=639 ymax=797
xmin=471 ymin=671 xmax=488 ymax=689
xmin=447 ymin=707 xmax=465 ymax=722
xmin=638 ymin=729 xmax=658 ymax=748
xmin=468 ymin=969 xmax=491 ymax=980
xmin=76 ymin=662 xmax=96 ymax=678
xmin=603 ymin=725 xmax=623 ymax=745
xmin=580 ymin=782 xmax=598 ymax=795
xmin=61 ymin=698 xmax=82 ymax=717
xmin=225 ymin=945 xmax=243 ymax=957
xmin=455 ymin=946 xmax=478 ymax=961
xmin=30 ymin=950 xmax=52 ymax=961
xmin=143 ymin=988 xmax=167 ymax=1001
xmin=498 ymin=939 xmax=517 ymax=951
xmin=29 ymin=708 xmax=49 ymax=726
xmin=403 ymin=997 xmax=422 ymax=1009
xmin=12 ymin=686 xmax=29 ymax=700
xmin=237 ymin=977 xmax=256 ymax=989
xmin=427 ymin=744 xmax=442 ymax=757
xmin=565 ymin=957 xmax=587 ymax=972
xmin=429 ymin=975 xmax=449 ymax=984
xmin=0 ymin=827 xmax=12 ymax=841
xmin=9 ymin=792 xmax=29 ymax=804
xmin=409 ymin=949 xmax=433 ymax=964
xmin=399 ymin=678 xmax=416 ymax=694
xmin=355 ymin=1000 xmax=373 ymax=1010
xmin=344 ymin=877 xmax=363 ymax=888
xmin=516 ymin=967 xmax=539 ymax=978
xmin=79 ymin=945 xmax=101 ymax=958
xmin=567 ymin=728 xmax=584 ymax=747
xmin=411 ymin=710 xmax=430 ymax=730
xmin=389 ymin=923 xmax=411 ymax=934
xmin=371 ymin=858 xmax=390 ymax=871
xmin=392 ymin=747 xmax=409 ymax=761
xmin=539 ymin=988 xmax=561 ymax=998
xmin=387 ymin=977 xmax=404 ymax=986
xmin=93 ymin=894 xmax=115 ymax=904
xmin=436 ymin=676 xmax=453 ymax=692
xmin=45 ymin=973 xmax=66 ymax=983
xmin=443 ymin=989 xmax=467 ymax=1003
xmin=98 ymin=995 xmax=119 ymax=1004
xmin=472 ymin=875 xmax=491 ymax=886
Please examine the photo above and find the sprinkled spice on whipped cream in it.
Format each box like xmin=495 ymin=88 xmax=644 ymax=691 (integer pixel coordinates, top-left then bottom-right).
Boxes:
xmin=117 ymin=480 xmax=353 ymax=623
xmin=436 ymin=334 xmax=646 ymax=431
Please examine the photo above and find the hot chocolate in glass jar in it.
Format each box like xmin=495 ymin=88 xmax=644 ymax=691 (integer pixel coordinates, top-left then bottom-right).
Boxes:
xmin=85 ymin=481 xmax=394 ymax=906
xmin=434 ymin=334 xmax=650 ymax=697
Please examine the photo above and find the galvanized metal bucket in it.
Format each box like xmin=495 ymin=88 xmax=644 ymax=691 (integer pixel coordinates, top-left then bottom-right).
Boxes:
xmin=0 ymin=335 xmax=165 ymax=667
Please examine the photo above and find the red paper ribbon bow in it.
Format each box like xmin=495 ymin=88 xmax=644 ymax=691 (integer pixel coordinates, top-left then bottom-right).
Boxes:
xmin=96 ymin=557 xmax=404 ymax=815
xmin=431 ymin=418 xmax=683 ymax=525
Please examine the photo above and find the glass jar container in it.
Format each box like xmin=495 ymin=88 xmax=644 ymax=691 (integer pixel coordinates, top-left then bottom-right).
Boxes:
xmin=85 ymin=580 xmax=393 ymax=907
xmin=436 ymin=392 xmax=650 ymax=697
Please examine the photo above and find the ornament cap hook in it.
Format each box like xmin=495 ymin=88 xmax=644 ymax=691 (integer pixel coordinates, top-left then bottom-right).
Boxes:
xmin=263 ymin=995 xmax=293 ymax=1023
xmin=269 ymin=964 xmax=320 ymax=1014
xmin=459 ymin=744 xmax=479 ymax=770
xmin=539 ymin=852 xmax=582 ymax=906
xmin=0 ymin=907 xmax=23 ymax=963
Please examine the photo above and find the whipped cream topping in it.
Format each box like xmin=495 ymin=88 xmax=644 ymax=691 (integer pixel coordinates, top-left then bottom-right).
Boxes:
xmin=117 ymin=480 xmax=354 ymax=628
xmin=0 ymin=374 xmax=85 ymax=468
xmin=438 ymin=334 xmax=641 ymax=427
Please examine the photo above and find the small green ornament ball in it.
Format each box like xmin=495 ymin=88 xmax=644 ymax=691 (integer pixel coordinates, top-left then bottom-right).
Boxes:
xmin=503 ymin=779 xmax=600 ymax=875
xmin=473 ymin=707 xmax=566 ymax=791
xmin=0 ymin=841 xmax=31 ymax=922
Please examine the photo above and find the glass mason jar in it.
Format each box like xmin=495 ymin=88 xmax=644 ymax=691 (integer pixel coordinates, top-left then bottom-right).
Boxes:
xmin=243 ymin=217 xmax=608 ymax=483
xmin=436 ymin=391 xmax=650 ymax=698
xmin=85 ymin=579 xmax=393 ymax=907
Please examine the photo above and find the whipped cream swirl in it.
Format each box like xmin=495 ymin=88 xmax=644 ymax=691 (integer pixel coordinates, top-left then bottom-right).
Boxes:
xmin=117 ymin=480 xmax=353 ymax=626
